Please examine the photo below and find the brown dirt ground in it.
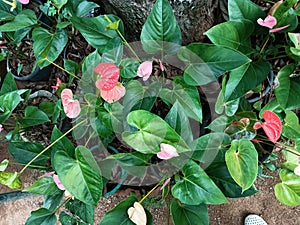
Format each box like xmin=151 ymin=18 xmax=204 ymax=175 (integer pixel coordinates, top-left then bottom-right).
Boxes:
xmin=1 ymin=141 xmax=299 ymax=225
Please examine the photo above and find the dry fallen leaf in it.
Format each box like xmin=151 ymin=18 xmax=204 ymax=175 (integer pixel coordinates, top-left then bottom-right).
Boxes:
xmin=127 ymin=202 xmax=147 ymax=225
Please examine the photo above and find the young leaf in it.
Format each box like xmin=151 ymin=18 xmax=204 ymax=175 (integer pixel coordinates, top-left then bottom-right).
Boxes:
xmin=282 ymin=111 xmax=300 ymax=140
xmin=225 ymin=139 xmax=258 ymax=192
xmin=140 ymin=0 xmax=182 ymax=54
xmin=0 ymin=171 xmax=21 ymax=189
xmin=0 ymin=159 xmax=9 ymax=171
xmin=171 ymin=160 xmax=228 ymax=205
xmin=0 ymin=71 xmax=18 ymax=95
xmin=275 ymin=169 xmax=300 ymax=206
xmin=53 ymin=146 xmax=102 ymax=206
xmin=170 ymin=199 xmax=209 ymax=225
xmin=178 ymin=43 xmax=251 ymax=86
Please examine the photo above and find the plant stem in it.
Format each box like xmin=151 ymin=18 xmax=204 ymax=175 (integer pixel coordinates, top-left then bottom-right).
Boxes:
xmin=139 ymin=182 xmax=161 ymax=204
xmin=19 ymin=119 xmax=87 ymax=175
xmin=258 ymin=36 xmax=270 ymax=59
xmin=104 ymin=15 xmax=141 ymax=63
xmin=44 ymin=57 xmax=81 ymax=80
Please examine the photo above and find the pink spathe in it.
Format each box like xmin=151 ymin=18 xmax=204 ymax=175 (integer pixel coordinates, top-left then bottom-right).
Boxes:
xmin=18 ymin=0 xmax=29 ymax=4
xmin=157 ymin=143 xmax=179 ymax=160
xmin=137 ymin=61 xmax=153 ymax=81
xmin=257 ymin=15 xmax=277 ymax=28
xmin=94 ymin=62 xmax=120 ymax=91
xmin=61 ymin=89 xmax=81 ymax=118
xmin=100 ymin=82 xmax=126 ymax=103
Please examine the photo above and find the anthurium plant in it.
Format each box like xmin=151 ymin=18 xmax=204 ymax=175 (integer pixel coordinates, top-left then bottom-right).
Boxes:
xmin=0 ymin=0 xmax=300 ymax=224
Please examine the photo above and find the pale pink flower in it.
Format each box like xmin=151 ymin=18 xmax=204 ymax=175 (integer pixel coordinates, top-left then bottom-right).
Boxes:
xmin=257 ymin=15 xmax=289 ymax=33
xmin=137 ymin=61 xmax=153 ymax=81
xmin=257 ymin=15 xmax=277 ymax=28
xmin=51 ymin=78 xmax=62 ymax=90
xmin=157 ymin=143 xmax=179 ymax=160
xmin=95 ymin=62 xmax=120 ymax=91
xmin=100 ymin=82 xmax=126 ymax=103
xmin=160 ymin=178 xmax=171 ymax=190
xmin=127 ymin=202 xmax=147 ymax=225
xmin=61 ymin=89 xmax=81 ymax=118
xmin=53 ymin=174 xmax=65 ymax=190
xmin=18 ymin=0 xmax=29 ymax=4
xmin=0 ymin=124 xmax=3 ymax=132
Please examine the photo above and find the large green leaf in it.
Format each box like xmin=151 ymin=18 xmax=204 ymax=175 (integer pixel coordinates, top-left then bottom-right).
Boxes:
xmin=274 ymin=64 xmax=300 ymax=110
xmin=228 ymin=0 xmax=265 ymax=23
xmin=0 ymin=1 xmax=19 ymax=21
xmin=8 ymin=141 xmax=49 ymax=166
xmin=65 ymin=0 xmax=99 ymax=17
xmin=71 ymin=15 xmax=122 ymax=53
xmin=25 ymin=208 xmax=56 ymax=225
xmin=122 ymin=110 xmax=190 ymax=154
xmin=0 ymin=90 xmax=26 ymax=124
xmin=282 ymin=111 xmax=300 ymax=140
xmin=206 ymin=162 xmax=258 ymax=198
xmin=100 ymin=196 xmax=153 ymax=225
xmin=205 ymin=20 xmax=254 ymax=54
xmin=275 ymin=169 xmax=300 ymax=206
xmin=101 ymin=37 xmax=123 ymax=65
xmin=43 ymin=190 xmax=64 ymax=211
xmin=140 ymin=0 xmax=181 ymax=54
xmin=51 ymin=126 xmax=75 ymax=159
xmin=33 ymin=27 xmax=68 ymax=69
xmin=18 ymin=106 xmax=50 ymax=127
xmin=225 ymin=60 xmax=270 ymax=101
xmin=192 ymin=133 xmax=231 ymax=164
xmin=0 ymin=71 xmax=18 ymax=95
xmin=159 ymin=76 xmax=202 ymax=122
xmin=225 ymin=139 xmax=258 ymax=192
xmin=165 ymin=101 xmax=193 ymax=145
xmin=53 ymin=146 xmax=102 ymax=206
xmin=24 ymin=176 xmax=59 ymax=195
xmin=0 ymin=10 xmax=37 ymax=32
xmin=123 ymin=80 xmax=161 ymax=116
xmin=178 ymin=43 xmax=251 ymax=86
xmin=171 ymin=160 xmax=228 ymax=205
xmin=170 ymin=199 xmax=208 ymax=225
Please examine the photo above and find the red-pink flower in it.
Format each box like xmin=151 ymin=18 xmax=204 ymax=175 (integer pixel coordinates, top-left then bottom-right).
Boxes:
xmin=100 ymin=82 xmax=126 ymax=103
xmin=61 ymin=89 xmax=81 ymax=118
xmin=137 ymin=61 xmax=153 ymax=81
xmin=157 ymin=143 xmax=179 ymax=160
xmin=51 ymin=78 xmax=62 ymax=90
xmin=257 ymin=15 xmax=289 ymax=33
xmin=95 ymin=62 xmax=120 ymax=91
xmin=253 ymin=110 xmax=282 ymax=143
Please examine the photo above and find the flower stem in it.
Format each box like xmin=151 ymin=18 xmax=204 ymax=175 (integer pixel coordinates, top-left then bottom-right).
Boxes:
xmin=44 ymin=57 xmax=81 ymax=80
xmin=258 ymin=36 xmax=270 ymax=58
xmin=139 ymin=182 xmax=162 ymax=204
xmin=19 ymin=119 xmax=87 ymax=175
xmin=104 ymin=15 xmax=141 ymax=63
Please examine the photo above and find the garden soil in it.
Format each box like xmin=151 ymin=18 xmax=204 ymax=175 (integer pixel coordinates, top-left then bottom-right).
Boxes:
xmin=1 ymin=142 xmax=300 ymax=225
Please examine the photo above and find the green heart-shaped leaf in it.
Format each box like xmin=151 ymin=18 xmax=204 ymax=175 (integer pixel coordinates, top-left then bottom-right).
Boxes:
xmin=53 ymin=146 xmax=102 ymax=206
xmin=172 ymin=160 xmax=228 ymax=205
xmin=225 ymin=139 xmax=258 ymax=192
xmin=25 ymin=208 xmax=56 ymax=225
xmin=140 ymin=0 xmax=182 ymax=54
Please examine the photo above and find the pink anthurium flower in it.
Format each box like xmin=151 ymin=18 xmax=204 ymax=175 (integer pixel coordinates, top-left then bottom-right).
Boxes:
xmin=61 ymin=89 xmax=81 ymax=118
xmin=53 ymin=174 xmax=65 ymax=190
xmin=0 ymin=124 xmax=3 ymax=132
xmin=137 ymin=61 xmax=153 ymax=81
xmin=257 ymin=15 xmax=289 ymax=33
xmin=100 ymin=82 xmax=126 ymax=103
xmin=257 ymin=15 xmax=277 ymax=28
xmin=253 ymin=110 xmax=282 ymax=143
xmin=18 ymin=0 xmax=29 ymax=4
xmin=51 ymin=78 xmax=62 ymax=90
xmin=95 ymin=62 xmax=120 ymax=91
xmin=157 ymin=143 xmax=179 ymax=160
